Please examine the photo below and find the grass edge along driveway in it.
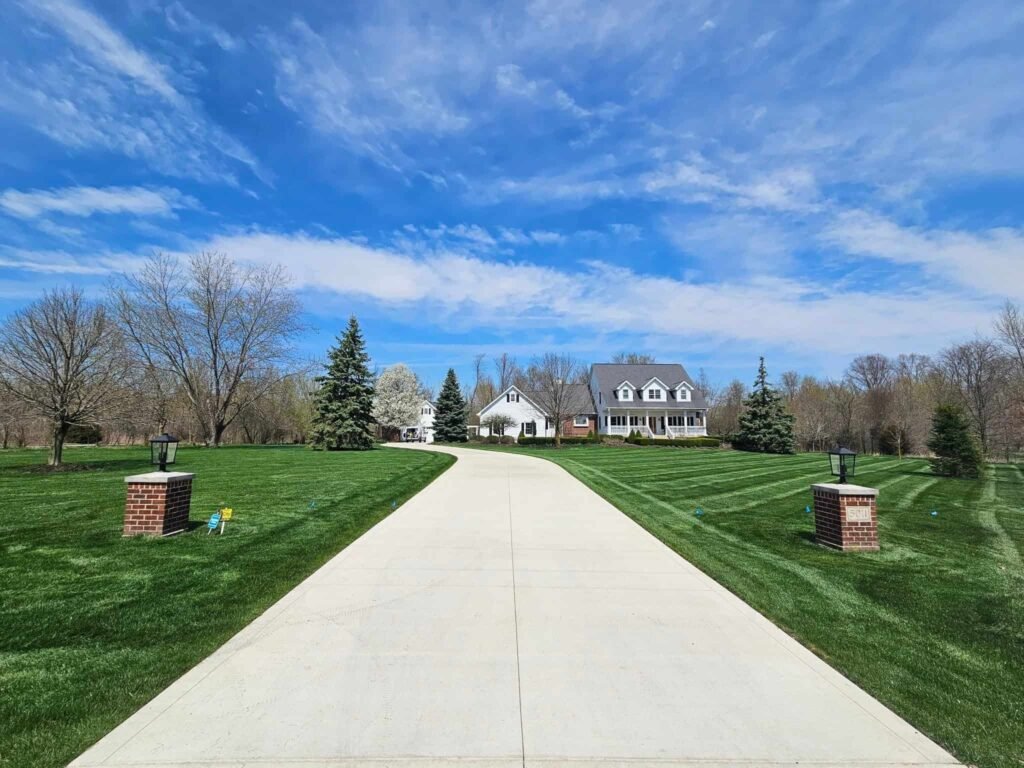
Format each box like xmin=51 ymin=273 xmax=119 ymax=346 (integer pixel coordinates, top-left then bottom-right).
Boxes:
xmin=473 ymin=444 xmax=1023 ymax=768
xmin=0 ymin=444 xmax=454 ymax=768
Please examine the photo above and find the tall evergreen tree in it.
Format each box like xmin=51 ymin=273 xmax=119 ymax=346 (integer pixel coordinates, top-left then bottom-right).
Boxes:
xmin=433 ymin=368 xmax=468 ymax=443
xmin=311 ymin=315 xmax=375 ymax=450
xmin=735 ymin=357 xmax=796 ymax=454
xmin=927 ymin=403 xmax=982 ymax=478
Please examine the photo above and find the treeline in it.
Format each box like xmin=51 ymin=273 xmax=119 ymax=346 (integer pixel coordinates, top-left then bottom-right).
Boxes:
xmin=702 ymin=304 xmax=1024 ymax=461
xmin=1 ymin=249 xmax=1021 ymax=464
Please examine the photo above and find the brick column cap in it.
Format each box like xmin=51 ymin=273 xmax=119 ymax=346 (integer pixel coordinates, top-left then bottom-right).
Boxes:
xmin=811 ymin=482 xmax=878 ymax=497
xmin=124 ymin=471 xmax=195 ymax=484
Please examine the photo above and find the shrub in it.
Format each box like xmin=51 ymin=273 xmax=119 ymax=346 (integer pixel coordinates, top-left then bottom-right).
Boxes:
xmin=626 ymin=436 xmax=721 ymax=448
xmin=66 ymin=423 xmax=103 ymax=444
xmin=518 ymin=436 xmax=597 ymax=447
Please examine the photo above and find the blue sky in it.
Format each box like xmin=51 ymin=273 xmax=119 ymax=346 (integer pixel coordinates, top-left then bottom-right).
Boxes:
xmin=1 ymin=0 xmax=1023 ymax=392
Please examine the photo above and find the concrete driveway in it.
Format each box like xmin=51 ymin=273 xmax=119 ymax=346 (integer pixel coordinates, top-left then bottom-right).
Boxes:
xmin=72 ymin=444 xmax=959 ymax=768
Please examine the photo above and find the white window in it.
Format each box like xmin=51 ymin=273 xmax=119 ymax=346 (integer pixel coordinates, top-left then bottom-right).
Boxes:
xmin=610 ymin=415 xmax=626 ymax=426
xmin=668 ymin=415 xmax=683 ymax=426
xmin=524 ymin=422 xmax=536 ymax=436
xmin=620 ymin=388 xmax=632 ymax=401
xmin=574 ymin=415 xmax=589 ymax=427
xmin=629 ymin=415 xmax=643 ymax=426
xmin=687 ymin=415 xmax=695 ymax=426
xmin=648 ymin=388 xmax=662 ymax=400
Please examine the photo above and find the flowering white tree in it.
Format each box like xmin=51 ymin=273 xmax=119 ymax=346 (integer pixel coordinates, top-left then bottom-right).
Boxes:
xmin=373 ymin=364 xmax=422 ymax=433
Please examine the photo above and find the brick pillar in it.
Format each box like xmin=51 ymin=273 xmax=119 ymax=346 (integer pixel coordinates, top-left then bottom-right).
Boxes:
xmin=123 ymin=472 xmax=195 ymax=537
xmin=811 ymin=483 xmax=879 ymax=552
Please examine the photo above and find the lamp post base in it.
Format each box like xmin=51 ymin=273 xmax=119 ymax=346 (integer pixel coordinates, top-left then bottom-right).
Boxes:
xmin=123 ymin=472 xmax=195 ymax=536
xmin=812 ymin=483 xmax=879 ymax=552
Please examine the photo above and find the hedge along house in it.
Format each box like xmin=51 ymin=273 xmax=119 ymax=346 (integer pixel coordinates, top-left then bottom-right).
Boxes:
xmin=591 ymin=363 xmax=709 ymax=438
xmin=477 ymin=384 xmax=596 ymax=440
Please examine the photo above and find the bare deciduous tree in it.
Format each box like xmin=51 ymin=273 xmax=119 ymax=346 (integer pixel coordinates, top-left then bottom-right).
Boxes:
xmin=493 ymin=353 xmax=520 ymax=392
xmin=709 ymin=379 xmax=745 ymax=437
xmin=846 ymin=354 xmax=895 ymax=452
xmin=611 ymin=352 xmax=656 ymax=364
xmin=112 ymin=252 xmax=304 ymax=447
xmin=939 ymin=338 xmax=1008 ymax=455
xmin=0 ymin=288 xmax=128 ymax=465
xmin=525 ymin=353 xmax=591 ymax=447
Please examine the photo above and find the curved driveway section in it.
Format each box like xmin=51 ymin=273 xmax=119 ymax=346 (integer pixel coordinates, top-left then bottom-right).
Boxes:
xmin=72 ymin=444 xmax=959 ymax=768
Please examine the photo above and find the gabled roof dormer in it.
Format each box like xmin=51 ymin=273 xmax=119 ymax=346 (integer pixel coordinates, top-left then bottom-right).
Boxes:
xmin=673 ymin=380 xmax=693 ymax=402
xmin=614 ymin=380 xmax=636 ymax=401
xmin=640 ymin=377 xmax=669 ymax=401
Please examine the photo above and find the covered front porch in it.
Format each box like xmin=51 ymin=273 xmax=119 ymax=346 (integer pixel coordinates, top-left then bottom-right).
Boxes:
xmin=604 ymin=409 xmax=707 ymax=438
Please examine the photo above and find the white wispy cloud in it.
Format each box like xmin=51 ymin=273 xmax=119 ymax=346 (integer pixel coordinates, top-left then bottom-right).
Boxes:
xmin=0 ymin=185 xmax=198 ymax=219
xmin=164 ymin=1 xmax=240 ymax=51
xmin=0 ymin=228 xmax=998 ymax=357
xmin=2 ymin=0 xmax=261 ymax=184
xmin=823 ymin=211 xmax=1024 ymax=300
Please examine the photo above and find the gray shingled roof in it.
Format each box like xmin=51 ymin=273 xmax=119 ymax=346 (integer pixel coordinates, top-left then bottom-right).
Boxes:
xmin=591 ymin=363 xmax=708 ymax=410
xmin=522 ymin=383 xmax=596 ymax=415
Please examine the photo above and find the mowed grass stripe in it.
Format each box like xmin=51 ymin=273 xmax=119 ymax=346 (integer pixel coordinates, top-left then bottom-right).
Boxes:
xmin=490 ymin=445 xmax=1023 ymax=768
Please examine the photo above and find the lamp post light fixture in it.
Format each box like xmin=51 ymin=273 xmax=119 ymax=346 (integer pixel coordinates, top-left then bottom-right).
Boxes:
xmin=828 ymin=446 xmax=857 ymax=484
xmin=150 ymin=433 xmax=180 ymax=472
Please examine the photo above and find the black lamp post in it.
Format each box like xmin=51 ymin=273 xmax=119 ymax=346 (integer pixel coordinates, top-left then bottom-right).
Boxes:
xmin=828 ymin=446 xmax=857 ymax=484
xmin=150 ymin=434 xmax=180 ymax=472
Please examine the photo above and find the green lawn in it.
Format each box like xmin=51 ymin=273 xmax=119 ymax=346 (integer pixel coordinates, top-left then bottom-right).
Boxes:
xmin=485 ymin=445 xmax=1024 ymax=768
xmin=0 ymin=445 xmax=453 ymax=768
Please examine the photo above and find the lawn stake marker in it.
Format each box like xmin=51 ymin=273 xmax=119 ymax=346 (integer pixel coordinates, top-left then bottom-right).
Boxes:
xmin=308 ymin=501 xmax=317 ymax=512
xmin=219 ymin=507 xmax=233 ymax=534
xmin=207 ymin=511 xmax=221 ymax=535
xmin=805 ymin=505 xmax=812 ymax=514
xmin=695 ymin=506 xmax=705 ymax=518
xmin=391 ymin=500 xmax=397 ymax=510
xmin=930 ymin=509 xmax=938 ymax=517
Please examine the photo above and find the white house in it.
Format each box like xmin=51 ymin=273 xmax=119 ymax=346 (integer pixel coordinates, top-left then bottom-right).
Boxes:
xmin=477 ymin=386 xmax=561 ymax=439
xmin=591 ymin=363 xmax=708 ymax=438
xmin=401 ymin=400 xmax=436 ymax=442
xmin=475 ymin=362 xmax=708 ymax=442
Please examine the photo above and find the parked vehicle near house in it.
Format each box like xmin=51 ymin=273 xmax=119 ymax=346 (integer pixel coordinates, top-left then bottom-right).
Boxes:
xmin=400 ymin=400 xmax=436 ymax=442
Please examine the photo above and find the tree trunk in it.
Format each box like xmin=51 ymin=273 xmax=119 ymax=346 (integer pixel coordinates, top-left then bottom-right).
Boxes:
xmin=50 ymin=422 xmax=69 ymax=466
xmin=205 ymin=416 xmax=228 ymax=447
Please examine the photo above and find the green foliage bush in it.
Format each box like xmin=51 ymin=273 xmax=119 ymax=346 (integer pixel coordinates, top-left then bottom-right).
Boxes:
xmin=517 ymin=434 xmax=720 ymax=448
xmin=518 ymin=435 xmax=598 ymax=446
xmin=625 ymin=435 xmax=721 ymax=448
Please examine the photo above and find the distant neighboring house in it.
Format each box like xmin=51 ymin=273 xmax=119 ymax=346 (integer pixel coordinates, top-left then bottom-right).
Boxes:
xmin=591 ymin=363 xmax=708 ymax=438
xmin=401 ymin=400 xmax=436 ymax=443
xmin=477 ymin=384 xmax=596 ymax=439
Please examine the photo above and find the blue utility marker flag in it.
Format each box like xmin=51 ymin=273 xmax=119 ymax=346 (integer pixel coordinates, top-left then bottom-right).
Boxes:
xmin=805 ymin=505 xmax=812 ymax=514
xmin=308 ymin=501 xmax=317 ymax=511
xmin=695 ymin=507 xmax=704 ymax=518
xmin=207 ymin=512 xmax=221 ymax=530
xmin=930 ymin=509 xmax=938 ymax=517
xmin=391 ymin=500 xmax=397 ymax=509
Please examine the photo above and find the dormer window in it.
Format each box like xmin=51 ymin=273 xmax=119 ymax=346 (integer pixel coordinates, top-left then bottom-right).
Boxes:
xmin=619 ymin=388 xmax=632 ymax=401
xmin=677 ymin=387 xmax=690 ymax=402
xmin=648 ymin=389 xmax=662 ymax=400
xmin=505 ymin=391 xmax=520 ymax=403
